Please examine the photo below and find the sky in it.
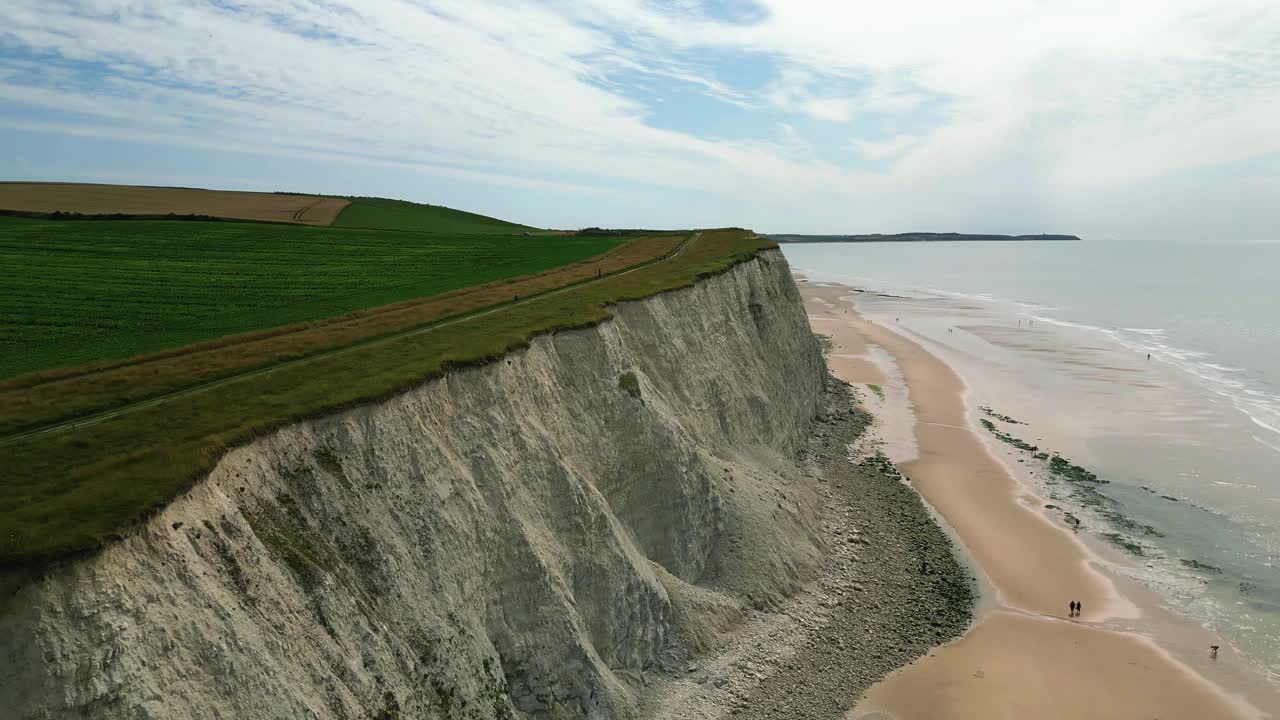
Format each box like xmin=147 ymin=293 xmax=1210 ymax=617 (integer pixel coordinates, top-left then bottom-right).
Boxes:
xmin=1 ymin=0 xmax=1278 ymax=239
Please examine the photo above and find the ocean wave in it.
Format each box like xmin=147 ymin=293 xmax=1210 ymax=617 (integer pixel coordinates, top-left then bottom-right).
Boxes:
xmin=1212 ymin=480 xmax=1260 ymax=490
xmin=1250 ymin=415 xmax=1280 ymax=436
xmin=1123 ymin=327 xmax=1167 ymax=336
xmin=1028 ymin=314 xmax=1104 ymax=333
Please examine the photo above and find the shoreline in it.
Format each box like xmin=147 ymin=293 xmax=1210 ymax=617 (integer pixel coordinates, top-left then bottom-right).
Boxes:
xmin=795 ymin=278 xmax=1271 ymax=719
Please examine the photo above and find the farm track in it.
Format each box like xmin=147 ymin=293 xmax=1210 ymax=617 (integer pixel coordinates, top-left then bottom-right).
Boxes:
xmin=291 ymin=198 xmax=325 ymax=223
xmin=0 ymin=232 xmax=699 ymax=448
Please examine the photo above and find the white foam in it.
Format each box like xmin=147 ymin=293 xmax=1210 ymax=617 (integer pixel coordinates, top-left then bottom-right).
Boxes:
xmin=1212 ymin=480 xmax=1260 ymax=490
xmin=1249 ymin=415 xmax=1280 ymax=436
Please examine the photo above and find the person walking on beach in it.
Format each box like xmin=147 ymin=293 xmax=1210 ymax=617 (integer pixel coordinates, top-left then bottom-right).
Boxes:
xmin=1210 ymin=645 xmax=1220 ymax=659
xmin=1076 ymin=600 xmax=1083 ymax=617
xmin=1069 ymin=600 xmax=1076 ymax=617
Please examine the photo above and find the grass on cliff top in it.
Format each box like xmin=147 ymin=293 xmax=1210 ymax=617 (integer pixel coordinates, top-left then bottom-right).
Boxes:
xmin=0 ymin=234 xmax=676 ymax=437
xmin=332 ymin=196 xmax=536 ymax=234
xmin=0 ymin=216 xmax=613 ymax=380
xmin=0 ymin=229 xmax=772 ymax=568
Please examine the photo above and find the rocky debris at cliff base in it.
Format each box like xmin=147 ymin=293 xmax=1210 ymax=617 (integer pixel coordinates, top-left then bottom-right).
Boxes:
xmin=642 ymin=376 xmax=975 ymax=720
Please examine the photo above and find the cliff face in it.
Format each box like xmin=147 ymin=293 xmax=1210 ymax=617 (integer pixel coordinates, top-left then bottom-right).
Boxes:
xmin=0 ymin=250 xmax=826 ymax=719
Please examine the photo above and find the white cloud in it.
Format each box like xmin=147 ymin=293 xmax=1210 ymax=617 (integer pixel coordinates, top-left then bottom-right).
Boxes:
xmin=853 ymin=135 xmax=918 ymax=161
xmin=0 ymin=0 xmax=1277 ymax=237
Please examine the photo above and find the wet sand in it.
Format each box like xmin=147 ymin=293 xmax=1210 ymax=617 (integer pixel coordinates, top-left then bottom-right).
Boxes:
xmin=797 ymin=282 xmax=1263 ymax=720
xmin=856 ymin=610 xmax=1249 ymax=720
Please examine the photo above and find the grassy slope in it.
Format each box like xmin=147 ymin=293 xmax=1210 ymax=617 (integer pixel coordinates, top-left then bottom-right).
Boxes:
xmin=332 ymin=197 xmax=535 ymax=233
xmin=0 ymin=230 xmax=771 ymax=568
xmin=0 ymin=216 xmax=609 ymax=379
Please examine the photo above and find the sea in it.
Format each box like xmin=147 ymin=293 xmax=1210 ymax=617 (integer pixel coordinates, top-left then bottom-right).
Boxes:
xmin=781 ymin=239 xmax=1280 ymax=691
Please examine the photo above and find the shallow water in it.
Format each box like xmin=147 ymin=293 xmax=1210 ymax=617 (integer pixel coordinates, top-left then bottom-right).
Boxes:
xmin=783 ymin=240 xmax=1280 ymax=689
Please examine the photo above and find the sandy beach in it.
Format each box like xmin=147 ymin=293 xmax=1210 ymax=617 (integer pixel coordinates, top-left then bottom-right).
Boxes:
xmin=798 ymin=281 xmax=1271 ymax=720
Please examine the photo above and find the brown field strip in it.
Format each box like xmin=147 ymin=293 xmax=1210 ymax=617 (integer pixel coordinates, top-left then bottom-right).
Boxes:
xmin=0 ymin=182 xmax=350 ymax=225
xmin=0 ymin=235 xmax=682 ymax=437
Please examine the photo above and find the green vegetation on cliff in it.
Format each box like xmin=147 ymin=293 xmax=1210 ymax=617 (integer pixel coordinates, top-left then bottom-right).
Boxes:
xmin=0 ymin=216 xmax=613 ymax=379
xmin=0 ymin=229 xmax=771 ymax=568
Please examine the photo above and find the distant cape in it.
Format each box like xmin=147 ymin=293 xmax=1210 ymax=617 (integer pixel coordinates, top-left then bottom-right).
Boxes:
xmin=764 ymin=232 xmax=1081 ymax=243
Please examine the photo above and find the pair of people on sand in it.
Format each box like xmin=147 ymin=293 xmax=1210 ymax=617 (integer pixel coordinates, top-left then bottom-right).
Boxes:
xmin=1069 ymin=604 xmax=1221 ymax=660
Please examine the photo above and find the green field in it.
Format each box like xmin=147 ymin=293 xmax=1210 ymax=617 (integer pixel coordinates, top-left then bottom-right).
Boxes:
xmin=0 ymin=229 xmax=770 ymax=567
xmin=0 ymin=216 xmax=617 ymax=379
xmin=332 ymin=196 xmax=536 ymax=233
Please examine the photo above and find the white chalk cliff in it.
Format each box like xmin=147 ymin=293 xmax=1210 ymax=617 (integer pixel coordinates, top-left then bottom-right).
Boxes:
xmin=0 ymin=250 xmax=828 ymax=719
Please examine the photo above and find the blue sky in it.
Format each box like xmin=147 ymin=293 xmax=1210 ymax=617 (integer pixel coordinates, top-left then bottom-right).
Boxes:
xmin=1 ymin=0 xmax=1277 ymax=240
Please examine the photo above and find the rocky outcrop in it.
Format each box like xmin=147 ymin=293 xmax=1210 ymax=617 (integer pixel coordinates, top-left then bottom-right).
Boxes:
xmin=0 ymin=250 xmax=827 ymax=719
